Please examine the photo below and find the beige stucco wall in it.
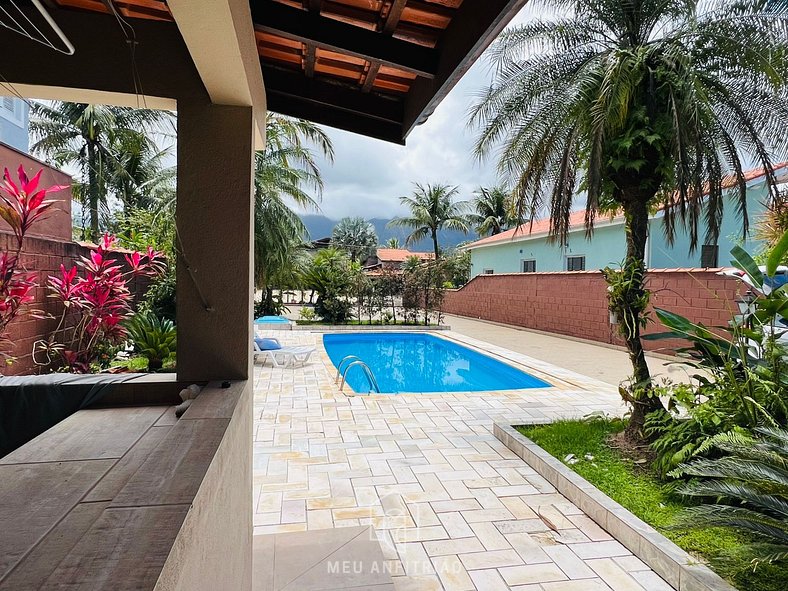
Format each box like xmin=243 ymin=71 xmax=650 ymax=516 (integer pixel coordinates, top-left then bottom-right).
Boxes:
xmin=155 ymin=380 xmax=253 ymax=591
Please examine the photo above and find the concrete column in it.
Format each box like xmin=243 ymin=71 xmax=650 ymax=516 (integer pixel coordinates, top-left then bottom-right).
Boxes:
xmin=176 ymin=101 xmax=255 ymax=381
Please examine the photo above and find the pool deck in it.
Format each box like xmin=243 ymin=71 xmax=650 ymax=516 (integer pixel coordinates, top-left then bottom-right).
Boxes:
xmin=253 ymin=329 xmax=674 ymax=591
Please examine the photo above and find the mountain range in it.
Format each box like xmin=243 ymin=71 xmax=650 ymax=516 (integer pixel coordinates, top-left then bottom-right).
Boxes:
xmin=300 ymin=215 xmax=477 ymax=252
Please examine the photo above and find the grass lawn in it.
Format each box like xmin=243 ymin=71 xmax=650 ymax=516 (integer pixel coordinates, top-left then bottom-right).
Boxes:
xmin=518 ymin=419 xmax=788 ymax=591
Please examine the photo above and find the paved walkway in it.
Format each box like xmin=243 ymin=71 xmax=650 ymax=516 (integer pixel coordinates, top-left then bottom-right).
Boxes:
xmin=444 ymin=315 xmax=694 ymax=386
xmin=253 ymin=330 xmax=673 ymax=591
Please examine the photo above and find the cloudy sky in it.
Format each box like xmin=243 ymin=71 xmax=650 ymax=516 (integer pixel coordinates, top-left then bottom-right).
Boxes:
xmin=301 ymin=9 xmax=531 ymax=221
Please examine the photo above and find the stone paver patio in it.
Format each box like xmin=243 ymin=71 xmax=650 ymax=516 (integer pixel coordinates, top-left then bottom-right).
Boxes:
xmin=253 ymin=330 xmax=674 ymax=590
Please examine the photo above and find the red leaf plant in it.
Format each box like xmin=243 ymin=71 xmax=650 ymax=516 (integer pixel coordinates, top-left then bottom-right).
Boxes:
xmin=0 ymin=166 xmax=67 ymax=360
xmin=34 ymin=233 xmax=165 ymax=373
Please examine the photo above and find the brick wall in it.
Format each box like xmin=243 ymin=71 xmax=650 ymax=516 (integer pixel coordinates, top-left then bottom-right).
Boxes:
xmin=0 ymin=142 xmax=72 ymax=242
xmin=442 ymin=269 xmax=744 ymax=353
xmin=2 ymin=231 xmax=151 ymax=375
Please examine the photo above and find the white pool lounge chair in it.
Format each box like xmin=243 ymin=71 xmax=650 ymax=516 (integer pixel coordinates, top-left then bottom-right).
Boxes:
xmin=253 ymin=338 xmax=315 ymax=368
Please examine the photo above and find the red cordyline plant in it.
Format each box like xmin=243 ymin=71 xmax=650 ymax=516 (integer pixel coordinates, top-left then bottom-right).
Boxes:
xmin=34 ymin=234 xmax=166 ymax=373
xmin=0 ymin=166 xmax=67 ymax=357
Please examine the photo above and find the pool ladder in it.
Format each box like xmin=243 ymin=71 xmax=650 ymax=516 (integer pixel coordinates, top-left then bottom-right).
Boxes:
xmin=335 ymin=355 xmax=380 ymax=394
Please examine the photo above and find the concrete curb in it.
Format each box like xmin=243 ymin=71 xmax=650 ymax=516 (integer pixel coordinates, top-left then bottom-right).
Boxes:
xmin=493 ymin=421 xmax=737 ymax=591
xmin=290 ymin=324 xmax=451 ymax=332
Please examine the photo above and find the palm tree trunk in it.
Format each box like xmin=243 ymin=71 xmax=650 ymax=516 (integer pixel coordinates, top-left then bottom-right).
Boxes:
xmin=620 ymin=195 xmax=664 ymax=439
xmin=86 ymin=142 xmax=100 ymax=239
xmin=432 ymin=231 xmax=440 ymax=260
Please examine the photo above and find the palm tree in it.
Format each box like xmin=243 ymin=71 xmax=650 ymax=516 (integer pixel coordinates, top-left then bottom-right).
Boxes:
xmin=253 ymin=114 xmax=334 ymax=305
xmin=470 ymin=0 xmax=788 ymax=438
xmin=332 ymin=216 xmax=378 ymax=262
xmin=389 ymin=183 xmax=470 ymax=259
xmin=470 ymin=186 xmax=514 ymax=236
xmin=385 ymin=237 xmax=401 ymax=249
xmin=29 ymin=101 xmax=174 ymax=239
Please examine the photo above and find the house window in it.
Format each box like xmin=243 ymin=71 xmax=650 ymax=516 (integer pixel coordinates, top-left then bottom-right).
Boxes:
xmin=566 ymin=255 xmax=585 ymax=271
xmin=3 ymin=97 xmax=13 ymax=111
xmin=701 ymin=245 xmax=718 ymax=268
xmin=482 ymin=269 xmax=494 ymax=275
xmin=521 ymin=259 xmax=536 ymax=273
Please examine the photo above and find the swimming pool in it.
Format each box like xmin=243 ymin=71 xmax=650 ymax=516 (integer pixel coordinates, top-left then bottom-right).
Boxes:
xmin=254 ymin=315 xmax=290 ymax=324
xmin=323 ymin=332 xmax=550 ymax=394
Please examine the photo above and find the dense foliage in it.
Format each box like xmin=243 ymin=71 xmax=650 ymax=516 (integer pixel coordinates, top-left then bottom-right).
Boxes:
xmin=332 ymin=216 xmax=378 ymax=262
xmin=125 ymin=310 xmax=176 ymax=371
xmin=645 ymin=236 xmax=788 ymax=474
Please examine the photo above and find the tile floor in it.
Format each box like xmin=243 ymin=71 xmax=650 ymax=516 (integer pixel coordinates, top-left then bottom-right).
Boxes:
xmin=252 ymin=330 xmax=674 ymax=591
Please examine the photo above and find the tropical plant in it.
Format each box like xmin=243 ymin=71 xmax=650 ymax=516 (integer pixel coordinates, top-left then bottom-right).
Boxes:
xmin=332 ymin=216 xmax=378 ymax=262
xmin=385 ymin=237 xmax=401 ymax=249
xmin=303 ymin=248 xmax=353 ymax=323
xmin=378 ymin=267 xmax=403 ymax=323
xmin=34 ymin=234 xmax=166 ymax=373
xmin=254 ymin=114 xmax=334 ymax=305
xmin=0 ymin=166 xmax=68 ymax=358
xmin=29 ymin=102 xmax=174 ymax=239
xmin=403 ymin=258 xmax=448 ymax=326
xmin=470 ymin=0 xmax=788 ymax=438
xmin=671 ymin=427 xmax=788 ymax=568
xmin=470 ymin=186 xmax=514 ymax=236
xmin=125 ymin=311 xmax=176 ymax=371
xmin=389 ymin=183 xmax=470 ymax=260
xmin=756 ymin=187 xmax=788 ymax=254
xmin=645 ymin=235 xmax=788 ymax=473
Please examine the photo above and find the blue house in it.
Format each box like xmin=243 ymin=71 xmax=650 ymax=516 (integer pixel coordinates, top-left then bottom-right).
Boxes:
xmin=0 ymin=97 xmax=29 ymax=153
xmin=465 ymin=164 xmax=788 ymax=276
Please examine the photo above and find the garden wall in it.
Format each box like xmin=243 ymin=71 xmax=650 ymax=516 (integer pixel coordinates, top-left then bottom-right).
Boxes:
xmin=442 ymin=269 xmax=744 ymax=353
xmin=2 ymin=231 xmax=150 ymax=375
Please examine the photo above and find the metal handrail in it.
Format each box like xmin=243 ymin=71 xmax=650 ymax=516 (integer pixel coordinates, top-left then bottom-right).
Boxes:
xmin=335 ymin=355 xmax=362 ymax=382
xmin=339 ymin=360 xmax=381 ymax=394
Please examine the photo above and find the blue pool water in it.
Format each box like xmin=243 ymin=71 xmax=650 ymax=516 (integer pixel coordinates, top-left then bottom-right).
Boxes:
xmin=323 ymin=333 xmax=550 ymax=394
xmin=255 ymin=315 xmax=290 ymax=324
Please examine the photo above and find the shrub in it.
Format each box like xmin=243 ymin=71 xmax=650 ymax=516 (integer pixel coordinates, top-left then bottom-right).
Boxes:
xmin=34 ymin=235 xmax=165 ymax=373
xmin=304 ymin=249 xmax=353 ymax=323
xmin=645 ymin=234 xmax=788 ymax=474
xmin=672 ymin=427 xmax=788 ymax=568
xmin=125 ymin=311 xmax=176 ymax=371
xmin=299 ymin=306 xmax=315 ymax=321
xmin=0 ymin=166 xmax=67 ymax=360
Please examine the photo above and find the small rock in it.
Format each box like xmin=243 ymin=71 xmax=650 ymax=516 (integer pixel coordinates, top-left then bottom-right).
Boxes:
xmin=634 ymin=458 xmax=648 ymax=464
xmin=584 ymin=454 xmax=595 ymax=461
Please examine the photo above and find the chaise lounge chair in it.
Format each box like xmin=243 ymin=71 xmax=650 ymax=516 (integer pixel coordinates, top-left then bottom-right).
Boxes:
xmin=253 ymin=337 xmax=315 ymax=368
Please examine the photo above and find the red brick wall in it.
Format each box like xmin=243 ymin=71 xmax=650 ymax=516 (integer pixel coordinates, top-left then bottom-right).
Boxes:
xmin=2 ymin=231 xmax=151 ymax=375
xmin=0 ymin=143 xmax=72 ymax=242
xmin=442 ymin=269 xmax=744 ymax=353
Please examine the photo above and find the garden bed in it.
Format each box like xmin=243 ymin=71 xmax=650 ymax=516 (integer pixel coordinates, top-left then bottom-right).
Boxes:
xmin=494 ymin=419 xmax=788 ymax=591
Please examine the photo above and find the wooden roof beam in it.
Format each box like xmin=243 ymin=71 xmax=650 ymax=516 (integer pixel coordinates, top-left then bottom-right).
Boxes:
xmin=363 ymin=0 xmax=407 ymax=94
xmin=251 ymin=0 xmax=437 ymax=78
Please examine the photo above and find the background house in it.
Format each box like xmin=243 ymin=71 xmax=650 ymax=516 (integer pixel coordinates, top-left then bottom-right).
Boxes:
xmin=465 ymin=163 xmax=788 ymax=276
xmin=364 ymin=248 xmax=434 ymax=274
xmin=0 ymin=97 xmax=29 ymax=153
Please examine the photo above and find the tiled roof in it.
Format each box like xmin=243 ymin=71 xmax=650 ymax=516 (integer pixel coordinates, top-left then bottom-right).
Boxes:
xmin=466 ymin=162 xmax=788 ymax=249
xmin=376 ymin=248 xmax=435 ymax=262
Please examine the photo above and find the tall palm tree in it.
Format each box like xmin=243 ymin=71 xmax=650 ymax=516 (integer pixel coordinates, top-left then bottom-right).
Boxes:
xmin=332 ymin=216 xmax=378 ymax=262
xmin=385 ymin=237 xmax=401 ymax=249
xmin=470 ymin=0 xmax=788 ymax=438
xmin=29 ymin=101 xmax=174 ymax=239
xmin=253 ymin=114 xmax=334 ymax=300
xmin=389 ymin=183 xmax=470 ymax=259
xmin=470 ymin=186 xmax=514 ymax=236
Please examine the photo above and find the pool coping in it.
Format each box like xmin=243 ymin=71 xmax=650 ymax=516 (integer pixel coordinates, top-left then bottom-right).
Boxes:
xmin=492 ymin=421 xmax=738 ymax=591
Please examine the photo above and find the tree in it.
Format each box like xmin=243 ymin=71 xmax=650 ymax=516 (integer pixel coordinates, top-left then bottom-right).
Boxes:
xmin=389 ymin=183 xmax=470 ymax=260
xmin=470 ymin=0 xmax=788 ymax=438
xmin=253 ymin=114 xmax=334 ymax=306
xmin=332 ymin=216 xmax=378 ymax=262
xmin=29 ymin=102 xmax=174 ymax=239
xmin=385 ymin=237 xmax=401 ymax=249
xmin=470 ymin=186 xmax=514 ymax=236
xmin=304 ymin=248 xmax=353 ymax=323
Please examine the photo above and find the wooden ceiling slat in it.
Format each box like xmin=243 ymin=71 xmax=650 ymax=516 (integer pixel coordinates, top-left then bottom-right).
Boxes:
xmin=304 ymin=44 xmax=317 ymax=76
xmin=253 ymin=0 xmax=438 ymax=78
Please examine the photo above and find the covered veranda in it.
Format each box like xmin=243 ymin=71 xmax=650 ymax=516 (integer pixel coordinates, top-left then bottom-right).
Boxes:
xmin=0 ymin=1 xmax=526 ymax=589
